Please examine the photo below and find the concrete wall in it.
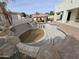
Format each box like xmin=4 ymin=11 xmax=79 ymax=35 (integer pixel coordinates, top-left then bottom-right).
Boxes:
xmin=0 ymin=13 xmax=7 ymax=25
xmin=54 ymin=10 xmax=68 ymax=23
xmin=62 ymin=11 xmax=68 ymax=23
xmin=55 ymin=0 xmax=79 ymax=23
xmin=57 ymin=9 xmax=79 ymax=23
xmin=12 ymin=18 xmax=32 ymax=26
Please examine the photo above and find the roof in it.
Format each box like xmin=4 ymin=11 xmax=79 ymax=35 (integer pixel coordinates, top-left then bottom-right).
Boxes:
xmin=8 ymin=12 xmax=22 ymax=15
xmin=32 ymin=13 xmax=48 ymax=18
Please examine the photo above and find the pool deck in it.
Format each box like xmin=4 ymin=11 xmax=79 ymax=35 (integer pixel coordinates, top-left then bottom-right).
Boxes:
xmin=52 ymin=21 xmax=79 ymax=40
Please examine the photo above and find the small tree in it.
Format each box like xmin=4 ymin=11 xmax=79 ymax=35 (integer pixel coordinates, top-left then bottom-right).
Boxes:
xmin=36 ymin=12 xmax=40 ymax=15
xmin=45 ymin=12 xmax=49 ymax=15
xmin=49 ymin=11 xmax=54 ymax=15
xmin=29 ymin=14 xmax=32 ymax=18
xmin=22 ymin=12 xmax=26 ymax=17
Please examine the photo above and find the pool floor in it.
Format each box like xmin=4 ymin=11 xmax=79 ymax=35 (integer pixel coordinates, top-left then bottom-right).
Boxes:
xmin=19 ymin=28 xmax=44 ymax=43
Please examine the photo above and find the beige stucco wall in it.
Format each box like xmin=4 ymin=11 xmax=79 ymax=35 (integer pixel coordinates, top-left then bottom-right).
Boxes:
xmin=55 ymin=0 xmax=79 ymax=12
xmin=70 ymin=9 xmax=78 ymax=21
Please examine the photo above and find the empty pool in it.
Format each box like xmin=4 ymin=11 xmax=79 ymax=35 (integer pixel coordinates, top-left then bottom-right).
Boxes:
xmin=19 ymin=28 xmax=44 ymax=43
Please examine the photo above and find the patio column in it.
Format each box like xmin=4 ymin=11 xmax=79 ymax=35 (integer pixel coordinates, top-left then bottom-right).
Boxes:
xmin=62 ymin=10 xmax=68 ymax=23
xmin=54 ymin=12 xmax=58 ymax=21
xmin=44 ymin=17 xmax=47 ymax=23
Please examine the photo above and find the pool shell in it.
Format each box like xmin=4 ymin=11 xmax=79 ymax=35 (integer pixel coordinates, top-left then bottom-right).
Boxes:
xmin=19 ymin=28 xmax=45 ymax=43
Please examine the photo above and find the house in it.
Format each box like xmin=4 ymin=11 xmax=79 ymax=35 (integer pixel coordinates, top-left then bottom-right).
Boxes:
xmin=54 ymin=0 xmax=79 ymax=28
xmin=32 ymin=13 xmax=48 ymax=23
xmin=48 ymin=15 xmax=54 ymax=21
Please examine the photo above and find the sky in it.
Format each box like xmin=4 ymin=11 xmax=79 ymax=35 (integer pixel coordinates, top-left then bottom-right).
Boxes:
xmin=6 ymin=0 xmax=63 ymax=14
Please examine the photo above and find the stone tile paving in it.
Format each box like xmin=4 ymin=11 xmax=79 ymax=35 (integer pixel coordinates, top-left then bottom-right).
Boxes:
xmin=37 ymin=35 xmax=79 ymax=59
xmin=52 ymin=21 xmax=79 ymax=40
xmin=35 ymin=22 xmax=79 ymax=59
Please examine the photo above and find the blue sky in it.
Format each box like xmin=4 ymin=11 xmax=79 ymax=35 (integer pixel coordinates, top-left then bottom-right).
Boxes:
xmin=7 ymin=0 xmax=62 ymax=14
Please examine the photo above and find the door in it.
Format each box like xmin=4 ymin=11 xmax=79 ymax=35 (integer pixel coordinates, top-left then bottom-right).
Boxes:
xmin=67 ymin=11 xmax=71 ymax=22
